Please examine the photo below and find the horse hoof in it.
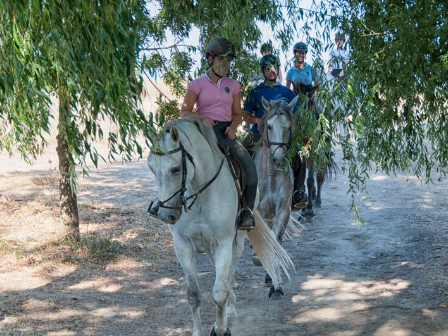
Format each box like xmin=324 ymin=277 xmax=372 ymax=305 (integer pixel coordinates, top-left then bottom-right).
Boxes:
xmin=265 ymin=273 xmax=273 ymax=287
xmin=210 ymin=327 xmax=231 ymax=336
xmin=252 ymin=256 xmax=262 ymax=267
xmin=268 ymin=285 xmax=285 ymax=300
xmin=301 ymin=208 xmax=316 ymax=217
xmin=270 ymin=292 xmax=285 ymax=300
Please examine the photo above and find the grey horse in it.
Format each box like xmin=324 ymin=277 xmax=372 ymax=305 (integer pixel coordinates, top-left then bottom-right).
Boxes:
xmin=254 ymin=96 xmax=299 ymax=299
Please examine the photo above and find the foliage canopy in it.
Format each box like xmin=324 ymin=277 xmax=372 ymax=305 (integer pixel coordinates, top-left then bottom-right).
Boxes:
xmin=0 ymin=0 xmax=447 ymax=229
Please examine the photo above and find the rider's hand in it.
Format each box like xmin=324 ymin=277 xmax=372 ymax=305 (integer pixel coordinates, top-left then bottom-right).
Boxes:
xmin=243 ymin=113 xmax=251 ymax=123
xmin=200 ymin=116 xmax=215 ymax=127
xmin=225 ymin=126 xmax=237 ymax=140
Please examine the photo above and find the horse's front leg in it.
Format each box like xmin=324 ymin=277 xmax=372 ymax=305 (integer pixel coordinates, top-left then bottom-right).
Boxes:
xmin=266 ymin=208 xmax=289 ymax=300
xmin=211 ymin=242 xmax=233 ymax=336
xmin=226 ymin=233 xmax=245 ymax=319
xmin=172 ymin=235 xmax=203 ymax=336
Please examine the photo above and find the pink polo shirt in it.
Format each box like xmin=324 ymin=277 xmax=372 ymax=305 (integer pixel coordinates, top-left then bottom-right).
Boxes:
xmin=187 ymin=74 xmax=241 ymax=122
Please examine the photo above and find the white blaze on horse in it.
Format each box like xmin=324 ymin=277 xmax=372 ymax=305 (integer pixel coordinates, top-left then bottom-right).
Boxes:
xmin=148 ymin=118 xmax=294 ymax=336
xmin=254 ymin=96 xmax=299 ymax=299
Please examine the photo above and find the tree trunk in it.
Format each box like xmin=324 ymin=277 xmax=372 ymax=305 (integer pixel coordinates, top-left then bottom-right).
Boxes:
xmin=56 ymin=85 xmax=80 ymax=239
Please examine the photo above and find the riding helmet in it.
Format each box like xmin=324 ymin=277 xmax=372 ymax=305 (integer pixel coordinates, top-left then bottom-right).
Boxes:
xmin=293 ymin=42 xmax=308 ymax=53
xmin=260 ymin=41 xmax=273 ymax=53
xmin=259 ymin=54 xmax=280 ymax=70
xmin=205 ymin=38 xmax=237 ymax=59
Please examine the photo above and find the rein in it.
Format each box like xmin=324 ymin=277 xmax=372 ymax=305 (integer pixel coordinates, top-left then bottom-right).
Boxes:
xmin=153 ymin=141 xmax=225 ymax=213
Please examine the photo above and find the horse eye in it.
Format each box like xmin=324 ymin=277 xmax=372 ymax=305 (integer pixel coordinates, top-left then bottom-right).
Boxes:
xmin=267 ymin=125 xmax=273 ymax=130
xmin=171 ymin=167 xmax=181 ymax=175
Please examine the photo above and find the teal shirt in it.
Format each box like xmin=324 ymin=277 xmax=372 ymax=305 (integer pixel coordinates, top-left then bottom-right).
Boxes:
xmin=286 ymin=64 xmax=316 ymax=86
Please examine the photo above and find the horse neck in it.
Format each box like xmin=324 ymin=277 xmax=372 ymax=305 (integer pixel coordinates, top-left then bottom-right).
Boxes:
xmin=255 ymin=140 xmax=276 ymax=176
xmin=184 ymin=134 xmax=228 ymax=192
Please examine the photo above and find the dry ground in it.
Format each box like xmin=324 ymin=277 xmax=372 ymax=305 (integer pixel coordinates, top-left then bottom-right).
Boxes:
xmin=1 ymin=142 xmax=448 ymax=336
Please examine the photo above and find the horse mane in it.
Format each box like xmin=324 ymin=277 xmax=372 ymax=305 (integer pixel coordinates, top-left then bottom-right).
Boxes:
xmin=254 ymin=98 xmax=294 ymax=151
xmin=162 ymin=118 xmax=224 ymax=161
xmin=258 ymin=98 xmax=293 ymax=133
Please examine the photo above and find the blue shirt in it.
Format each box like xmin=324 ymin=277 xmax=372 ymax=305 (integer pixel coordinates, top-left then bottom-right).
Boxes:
xmin=244 ymin=83 xmax=298 ymax=134
xmin=286 ymin=64 xmax=316 ymax=86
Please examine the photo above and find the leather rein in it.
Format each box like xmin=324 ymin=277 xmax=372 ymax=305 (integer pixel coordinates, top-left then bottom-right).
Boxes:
xmin=153 ymin=141 xmax=225 ymax=213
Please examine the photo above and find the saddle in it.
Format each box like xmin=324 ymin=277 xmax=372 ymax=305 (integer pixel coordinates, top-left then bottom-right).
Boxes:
xmin=218 ymin=143 xmax=246 ymax=210
xmin=293 ymin=84 xmax=319 ymax=112
xmin=292 ymin=84 xmax=319 ymax=97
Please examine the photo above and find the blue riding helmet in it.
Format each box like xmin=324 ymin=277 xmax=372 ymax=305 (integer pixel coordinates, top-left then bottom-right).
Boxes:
xmin=293 ymin=42 xmax=308 ymax=53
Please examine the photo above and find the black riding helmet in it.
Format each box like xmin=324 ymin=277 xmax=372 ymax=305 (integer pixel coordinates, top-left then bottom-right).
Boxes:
xmin=293 ymin=42 xmax=308 ymax=53
xmin=205 ymin=38 xmax=237 ymax=78
xmin=205 ymin=38 xmax=237 ymax=61
xmin=260 ymin=54 xmax=280 ymax=82
xmin=205 ymin=37 xmax=236 ymax=78
xmin=259 ymin=54 xmax=280 ymax=70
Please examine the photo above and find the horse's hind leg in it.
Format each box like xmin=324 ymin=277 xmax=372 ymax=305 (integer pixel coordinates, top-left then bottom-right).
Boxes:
xmin=303 ymin=162 xmax=316 ymax=217
xmin=315 ymin=169 xmax=325 ymax=208
xmin=172 ymin=236 xmax=203 ymax=336
xmin=211 ymin=243 xmax=233 ymax=336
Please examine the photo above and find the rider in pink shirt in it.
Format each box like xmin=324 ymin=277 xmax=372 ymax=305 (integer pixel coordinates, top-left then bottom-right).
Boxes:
xmin=180 ymin=38 xmax=257 ymax=231
xmin=187 ymin=74 xmax=240 ymax=121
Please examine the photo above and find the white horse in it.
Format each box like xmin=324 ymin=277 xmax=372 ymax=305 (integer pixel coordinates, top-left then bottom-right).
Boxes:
xmin=148 ymin=118 xmax=294 ymax=336
xmin=254 ymin=96 xmax=298 ymax=298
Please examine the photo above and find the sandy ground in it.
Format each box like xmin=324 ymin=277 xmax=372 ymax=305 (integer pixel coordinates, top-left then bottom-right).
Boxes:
xmin=1 ymin=141 xmax=448 ymax=336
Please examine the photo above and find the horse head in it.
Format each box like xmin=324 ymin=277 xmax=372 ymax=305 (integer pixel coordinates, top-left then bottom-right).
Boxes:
xmin=148 ymin=122 xmax=196 ymax=224
xmin=259 ymin=96 xmax=299 ymax=165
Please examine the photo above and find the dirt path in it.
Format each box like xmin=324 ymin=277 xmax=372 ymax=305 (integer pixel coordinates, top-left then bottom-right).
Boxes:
xmin=1 ymin=144 xmax=448 ymax=335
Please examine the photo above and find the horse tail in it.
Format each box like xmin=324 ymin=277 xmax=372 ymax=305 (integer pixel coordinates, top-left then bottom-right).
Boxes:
xmin=247 ymin=210 xmax=295 ymax=288
xmin=323 ymin=149 xmax=339 ymax=180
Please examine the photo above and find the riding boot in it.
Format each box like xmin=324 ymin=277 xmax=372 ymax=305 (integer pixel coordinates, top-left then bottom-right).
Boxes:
xmin=148 ymin=199 xmax=159 ymax=219
xmin=238 ymin=182 xmax=257 ymax=231
xmin=291 ymin=155 xmax=308 ymax=210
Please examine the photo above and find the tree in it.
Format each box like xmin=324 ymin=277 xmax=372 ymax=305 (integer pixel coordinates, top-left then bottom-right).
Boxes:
xmin=275 ymin=1 xmax=448 ymax=216
xmin=339 ymin=1 xmax=447 ymax=179
xmin=0 ymin=0 xmax=292 ymax=239
xmin=2 ymin=0 xmax=446 ymax=234
xmin=0 ymin=1 xmax=155 ymax=238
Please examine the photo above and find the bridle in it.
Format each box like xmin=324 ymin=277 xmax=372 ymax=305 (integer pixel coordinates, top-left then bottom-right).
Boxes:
xmin=262 ymin=111 xmax=292 ymax=158
xmin=152 ymin=140 xmax=225 ymax=213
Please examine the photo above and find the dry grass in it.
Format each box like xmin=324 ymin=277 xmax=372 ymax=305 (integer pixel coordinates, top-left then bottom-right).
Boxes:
xmin=0 ymin=151 xmax=178 ymax=335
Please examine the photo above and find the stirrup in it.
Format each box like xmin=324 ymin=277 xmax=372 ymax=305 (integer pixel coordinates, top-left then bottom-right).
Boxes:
xmin=238 ymin=208 xmax=255 ymax=231
xmin=292 ymin=190 xmax=308 ymax=210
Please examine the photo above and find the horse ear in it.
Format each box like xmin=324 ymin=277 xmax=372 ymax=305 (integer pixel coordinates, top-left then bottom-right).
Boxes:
xmin=262 ymin=96 xmax=271 ymax=111
xmin=287 ymin=95 xmax=300 ymax=112
xmin=170 ymin=127 xmax=179 ymax=142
